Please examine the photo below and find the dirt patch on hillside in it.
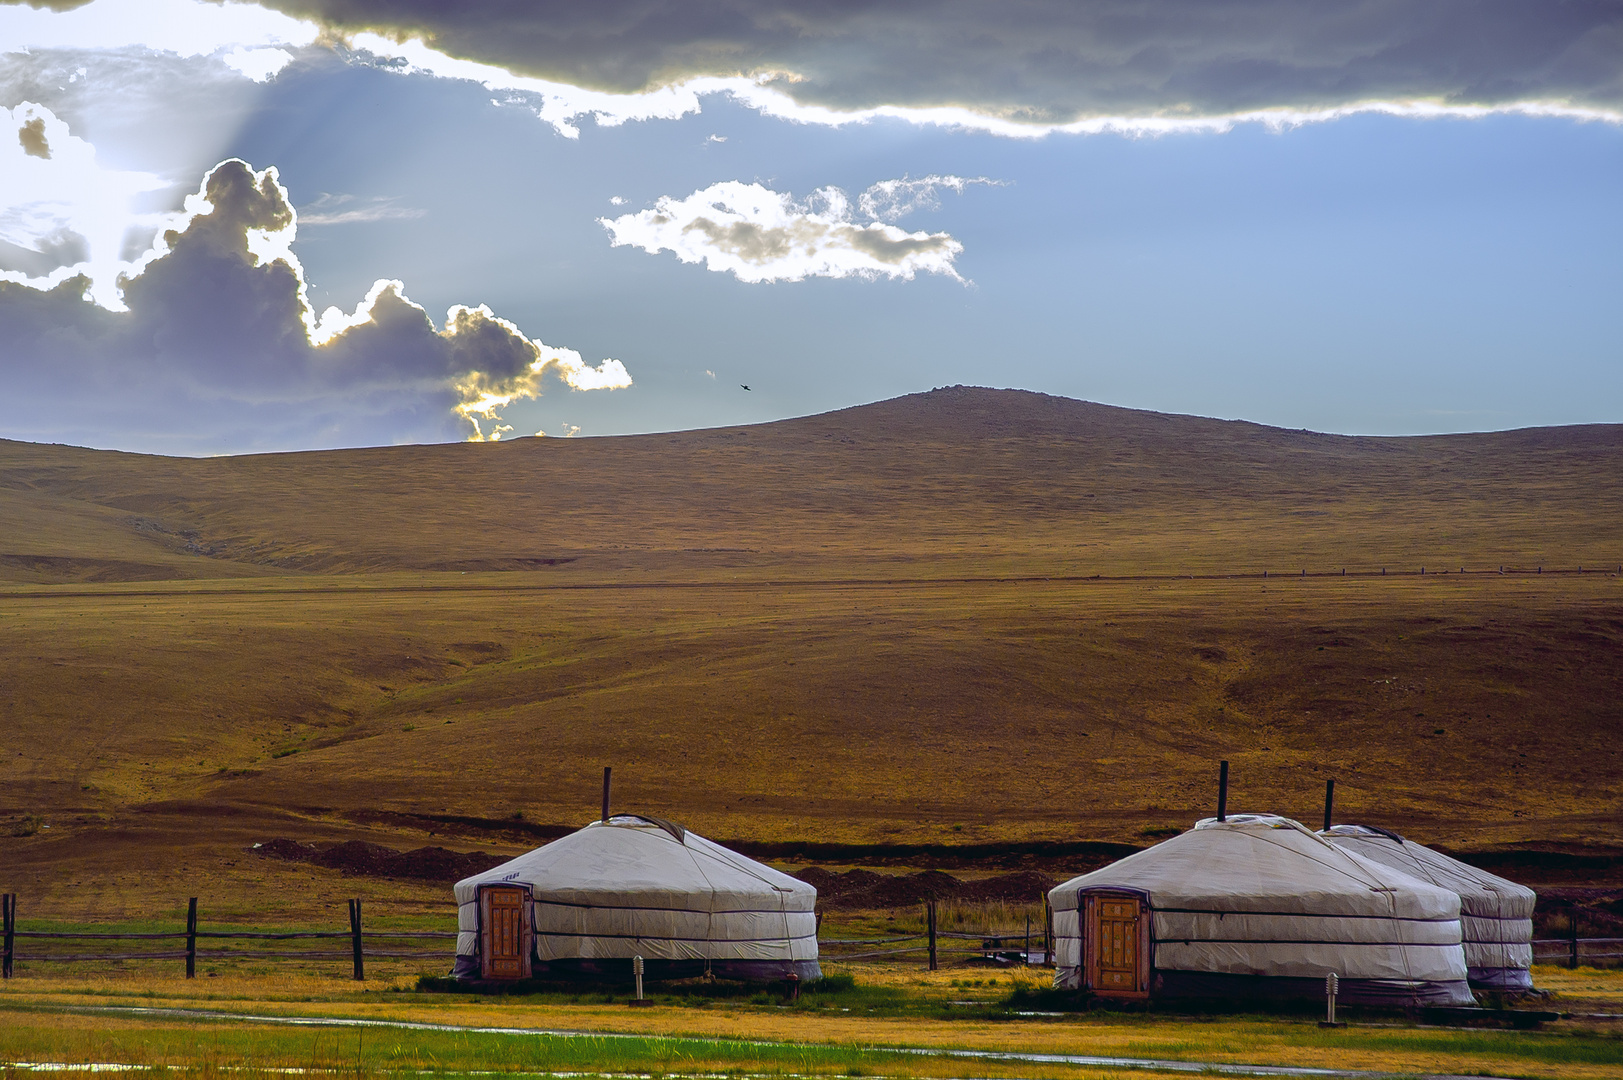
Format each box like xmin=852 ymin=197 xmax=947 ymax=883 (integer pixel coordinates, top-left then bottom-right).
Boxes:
xmin=254 ymin=838 xmax=505 ymax=882
xmin=791 ymin=867 xmax=1058 ymax=909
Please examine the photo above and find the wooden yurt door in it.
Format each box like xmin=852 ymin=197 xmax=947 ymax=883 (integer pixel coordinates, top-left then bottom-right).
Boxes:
xmin=479 ymin=885 xmax=533 ymax=980
xmin=1084 ymin=892 xmax=1149 ymax=998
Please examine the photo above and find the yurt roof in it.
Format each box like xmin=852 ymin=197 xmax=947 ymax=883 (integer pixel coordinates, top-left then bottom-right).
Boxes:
xmin=1321 ymin=825 xmax=1535 ymax=919
xmin=1050 ymin=814 xmax=1461 ymax=920
xmin=453 ymin=815 xmax=815 ymax=911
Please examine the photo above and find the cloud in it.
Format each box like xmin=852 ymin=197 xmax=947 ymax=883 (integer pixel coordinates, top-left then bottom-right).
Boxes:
xmin=857 ymin=175 xmax=1004 ymax=224
xmin=0 ymin=157 xmax=631 ymax=453
xmin=221 ymin=45 xmax=297 ymax=82
xmin=0 ymin=0 xmax=318 ymax=60
xmin=246 ymin=0 xmax=1623 ymax=134
xmin=296 ymin=192 xmax=426 ymax=226
xmin=0 ymin=102 xmax=169 ymax=308
xmin=600 ymin=179 xmax=973 ymax=283
xmin=8 ymin=1 xmax=1617 ymax=140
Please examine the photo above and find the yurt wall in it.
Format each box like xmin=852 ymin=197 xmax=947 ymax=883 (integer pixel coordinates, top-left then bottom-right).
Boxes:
xmin=1322 ymin=824 xmax=1536 ymax=992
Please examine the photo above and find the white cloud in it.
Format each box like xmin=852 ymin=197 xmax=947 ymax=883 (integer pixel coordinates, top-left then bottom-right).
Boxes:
xmin=599 ymin=179 xmax=979 ymax=284
xmin=0 ymin=102 xmax=169 ymax=309
xmin=857 ymin=175 xmax=1005 ymax=223
xmin=221 ymin=46 xmax=297 ymax=83
xmin=0 ymin=0 xmax=318 ymax=59
xmin=296 ymin=193 xmax=427 ymax=226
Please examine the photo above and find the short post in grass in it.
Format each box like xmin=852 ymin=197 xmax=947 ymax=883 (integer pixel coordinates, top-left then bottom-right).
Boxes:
xmin=1569 ymin=903 xmax=1580 ymax=970
xmin=633 ymin=954 xmax=645 ymax=1001
xmin=349 ymin=899 xmax=365 ymax=981
xmin=2 ymin=893 xmax=14 ymax=978
xmin=1320 ymin=972 xmax=1344 ymax=1028
xmin=185 ymin=897 xmax=198 ymax=979
xmin=926 ymin=899 xmax=938 ymax=971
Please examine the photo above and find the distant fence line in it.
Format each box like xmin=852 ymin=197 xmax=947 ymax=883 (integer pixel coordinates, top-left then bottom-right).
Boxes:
xmin=0 ymin=894 xmax=453 ymax=980
xmin=2 ymin=893 xmax=1614 ymax=979
xmin=0 ymin=895 xmax=1042 ymax=978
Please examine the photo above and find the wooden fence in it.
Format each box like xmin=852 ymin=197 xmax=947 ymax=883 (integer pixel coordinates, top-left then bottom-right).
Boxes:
xmin=0 ymin=894 xmax=455 ymax=980
xmin=4 ymin=892 xmax=1612 ymax=979
xmin=1531 ymin=938 xmax=1623 ymax=969
xmin=818 ymin=899 xmax=1051 ymax=970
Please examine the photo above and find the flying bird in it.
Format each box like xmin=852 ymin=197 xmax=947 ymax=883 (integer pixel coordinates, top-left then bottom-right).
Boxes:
xmin=740 ymin=384 xmax=751 ymax=390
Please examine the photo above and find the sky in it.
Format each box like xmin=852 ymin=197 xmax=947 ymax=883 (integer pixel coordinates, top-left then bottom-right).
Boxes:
xmin=1 ymin=0 xmax=1620 ymax=454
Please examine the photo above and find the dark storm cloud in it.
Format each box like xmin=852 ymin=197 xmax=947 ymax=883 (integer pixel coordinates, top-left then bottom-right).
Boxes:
xmin=0 ymin=158 xmax=628 ymax=452
xmin=252 ymin=0 xmax=1623 ymax=121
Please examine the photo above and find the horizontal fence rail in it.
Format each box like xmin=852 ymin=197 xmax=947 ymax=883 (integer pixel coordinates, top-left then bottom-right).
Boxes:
xmin=0 ymin=893 xmax=456 ymax=981
xmin=1532 ymin=937 xmax=1623 ymax=965
xmin=819 ymin=900 xmax=1051 ymax=971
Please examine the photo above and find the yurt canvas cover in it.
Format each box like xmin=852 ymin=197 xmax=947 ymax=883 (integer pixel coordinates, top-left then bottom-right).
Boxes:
xmin=452 ymin=816 xmax=820 ymax=982
xmin=1322 ymin=824 xmax=1536 ymax=992
xmin=1049 ymin=815 xmax=1473 ymax=1006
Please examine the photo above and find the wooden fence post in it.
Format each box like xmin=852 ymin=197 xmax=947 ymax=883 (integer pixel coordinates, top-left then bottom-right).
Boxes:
xmin=185 ymin=898 xmax=197 ymax=979
xmin=926 ymin=899 xmax=937 ymax=971
xmin=350 ymin=899 xmax=365 ymax=981
xmin=3 ymin=893 xmax=14 ymax=978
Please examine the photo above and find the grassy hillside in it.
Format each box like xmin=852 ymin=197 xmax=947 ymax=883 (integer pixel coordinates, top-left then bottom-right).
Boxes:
xmin=1 ymin=387 xmax=1620 ymax=913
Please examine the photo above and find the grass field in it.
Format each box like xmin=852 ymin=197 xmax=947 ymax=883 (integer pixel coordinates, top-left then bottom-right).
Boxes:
xmin=1 ymin=966 xmax=1621 ymax=1079
xmin=2 ymin=387 xmax=1620 ymax=915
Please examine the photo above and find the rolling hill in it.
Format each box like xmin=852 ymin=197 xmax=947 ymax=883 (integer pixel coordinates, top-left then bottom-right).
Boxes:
xmin=1 ymin=387 xmax=1620 ymax=915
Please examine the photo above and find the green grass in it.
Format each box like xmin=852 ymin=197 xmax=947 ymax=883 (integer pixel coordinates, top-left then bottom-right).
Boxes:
xmin=0 ymin=1011 xmax=940 ymax=1075
xmin=2 ymin=995 xmax=1622 ymax=1080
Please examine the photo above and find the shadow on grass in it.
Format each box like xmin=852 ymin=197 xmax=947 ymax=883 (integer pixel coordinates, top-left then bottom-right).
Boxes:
xmin=412 ymin=970 xmax=914 ymax=1010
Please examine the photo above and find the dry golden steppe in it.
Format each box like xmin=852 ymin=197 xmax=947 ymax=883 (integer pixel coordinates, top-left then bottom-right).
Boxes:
xmin=1 ymin=386 xmax=1620 ymax=913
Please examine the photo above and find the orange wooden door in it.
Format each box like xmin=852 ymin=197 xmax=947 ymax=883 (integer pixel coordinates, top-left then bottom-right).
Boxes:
xmin=480 ymin=886 xmax=531 ymax=980
xmin=1086 ymin=894 xmax=1148 ymax=998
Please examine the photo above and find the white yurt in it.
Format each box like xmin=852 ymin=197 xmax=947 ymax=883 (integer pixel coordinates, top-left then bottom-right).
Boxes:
xmin=1321 ymin=824 xmax=1536 ymax=992
xmin=451 ymin=814 xmax=820 ymax=983
xmin=1049 ymin=814 xmax=1473 ymax=1006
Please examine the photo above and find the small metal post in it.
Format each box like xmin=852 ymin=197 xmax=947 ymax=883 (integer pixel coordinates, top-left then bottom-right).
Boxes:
xmin=1322 ymin=779 xmax=1335 ymax=832
xmin=1025 ymin=913 xmax=1032 ymax=965
xmin=1570 ymin=903 xmax=1580 ymax=970
xmin=633 ymin=954 xmax=644 ymax=1000
xmin=1217 ymin=760 xmax=1229 ymax=821
xmin=602 ymin=766 xmax=613 ymax=822
xmin=927 ymin=899 xmax=938 ymax=971
xmin=1322 ymin=972 xmax=1342 ymax=1026
xmin=3 ymin=893 xmax=14 ymax=978
xmin=350 ymin=899 xmax=365 ymax=981
xmin=185 ymin=898 xmax=197 ymax=979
